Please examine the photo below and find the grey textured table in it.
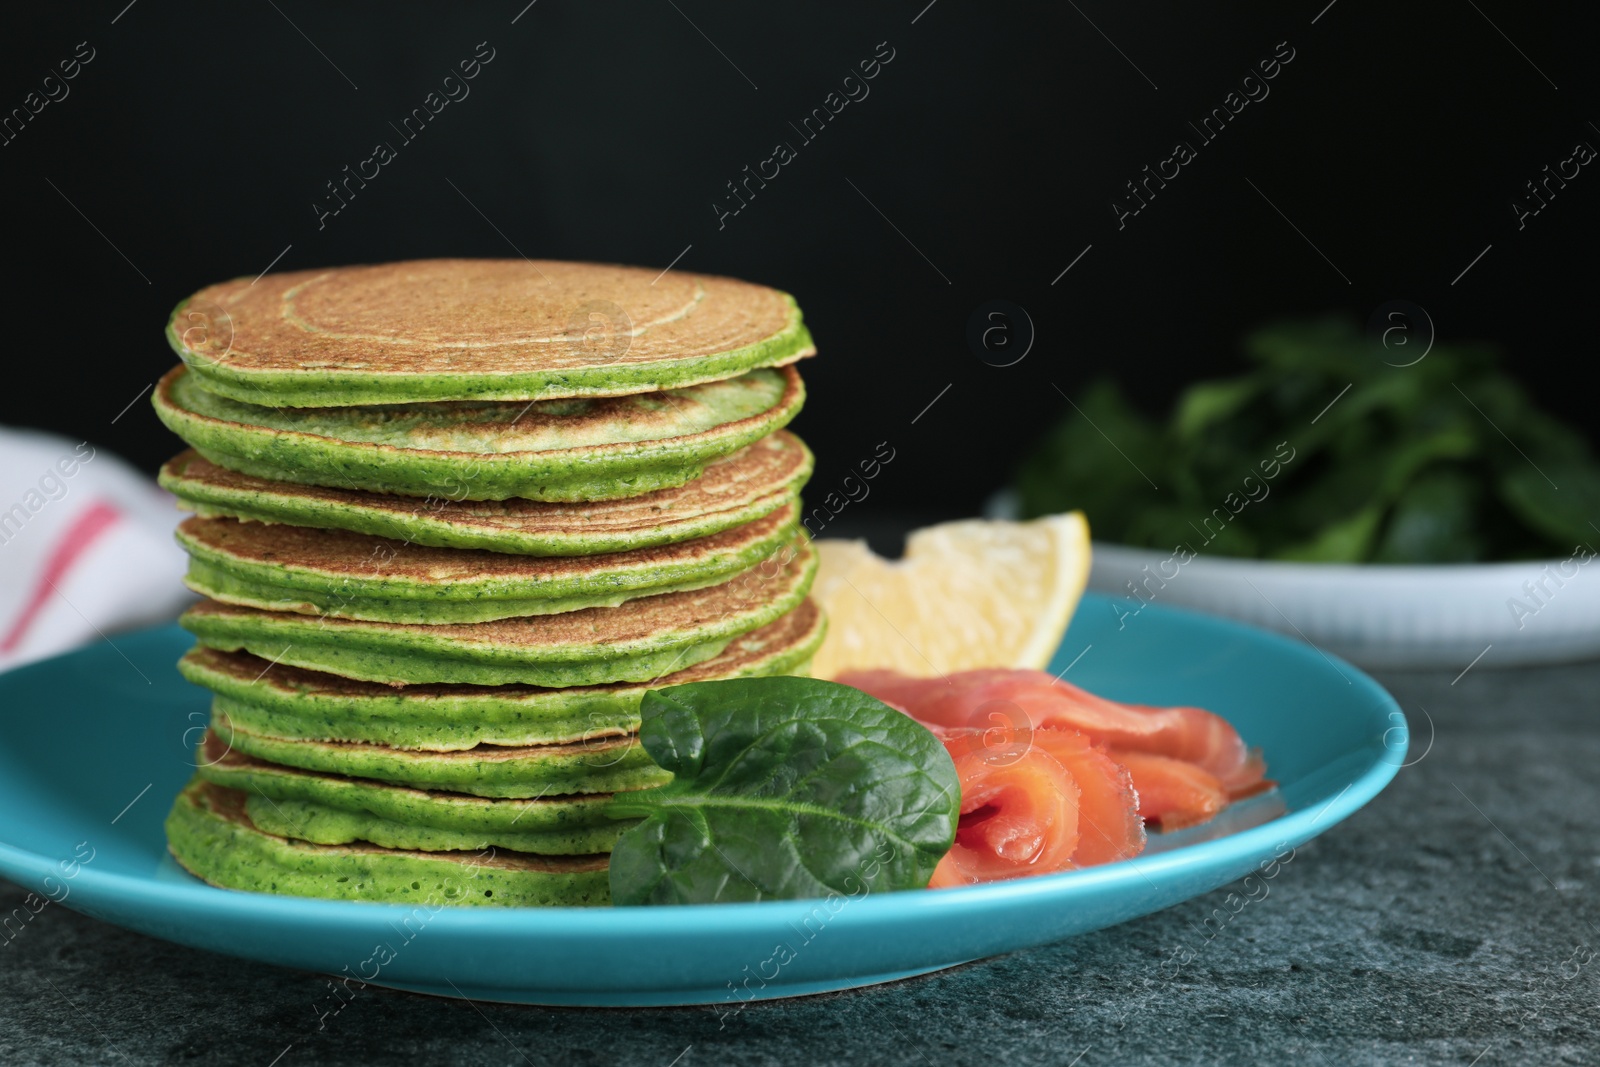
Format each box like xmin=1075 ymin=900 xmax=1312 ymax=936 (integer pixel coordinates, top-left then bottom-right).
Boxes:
xmin=3 ymin=659 xmax=1596 ymax=1066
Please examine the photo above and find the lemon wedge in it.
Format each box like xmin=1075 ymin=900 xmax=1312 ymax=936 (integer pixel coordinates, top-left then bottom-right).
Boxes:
xmin=808 ymin=512 xmax=1091 ymax=679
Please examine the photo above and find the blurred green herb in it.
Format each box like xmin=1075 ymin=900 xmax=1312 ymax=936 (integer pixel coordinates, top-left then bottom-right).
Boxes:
xmin=1016 ymin=318 xmax=1600 ymax=562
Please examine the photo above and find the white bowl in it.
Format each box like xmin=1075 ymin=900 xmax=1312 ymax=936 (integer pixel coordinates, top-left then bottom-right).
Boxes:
xmin=1089 ymin=542 xmax=1600 ymax=670
xmin=983 ymin=489 xmax=1600 ymax=670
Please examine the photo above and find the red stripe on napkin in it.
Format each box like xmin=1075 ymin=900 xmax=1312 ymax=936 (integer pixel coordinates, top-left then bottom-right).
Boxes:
xmin=0 ymin=500 xmax=123 ymax=653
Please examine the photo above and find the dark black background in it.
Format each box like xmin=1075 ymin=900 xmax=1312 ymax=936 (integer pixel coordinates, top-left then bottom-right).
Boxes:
xmin=2 ymin=1 xmax=1594 ymax=521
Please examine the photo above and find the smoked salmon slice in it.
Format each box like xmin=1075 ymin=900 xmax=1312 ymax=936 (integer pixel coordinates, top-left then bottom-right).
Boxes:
xmin=841 ymin=669 xmax=1272 ymax=884
xmin=930 ymin=725 xmax=1145 ymax=884
xmin=839 ymin=669 xmax=1267 ymax=798
xmin=928 ymin=737 xmax=1080 ymax=888
xmin=1107 ymin=750 xmax=1228 ymax=831
xmin=1027 ymin=728 xmax=1146 ymax=865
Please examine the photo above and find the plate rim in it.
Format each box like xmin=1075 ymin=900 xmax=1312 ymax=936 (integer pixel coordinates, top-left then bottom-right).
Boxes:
xmin=0 ymin=593 xmax=1404 ymax=937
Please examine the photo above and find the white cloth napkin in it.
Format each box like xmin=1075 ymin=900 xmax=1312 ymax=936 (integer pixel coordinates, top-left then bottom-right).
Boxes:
xmin=0 ymin=427 xmax=194 ymax=672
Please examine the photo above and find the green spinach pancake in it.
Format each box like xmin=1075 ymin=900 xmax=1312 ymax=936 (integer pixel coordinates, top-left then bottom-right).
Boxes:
xmin=152 ymin=364 xmax=804 ymax=502
xmin=166 ymin=781 xmax=611 ymax=906
xmin=168 ymin=259 xmax=814 ymax=406
xmin=156 ymin=363 xmax=806 ymax=505
xmin=158 ymin=430 xmax=812 ymax=555
xmin=209 ymin=713 xmax=671 ymax=798
xmin=179 ymin=538 xmax=815 ymax=686
xmin=178 ymin=599 xmax=824 ymax=749
xmin=198 ymin=743 xmax=631 ymax=855
xmin=175 ymin=502 xmax=799 ymax=624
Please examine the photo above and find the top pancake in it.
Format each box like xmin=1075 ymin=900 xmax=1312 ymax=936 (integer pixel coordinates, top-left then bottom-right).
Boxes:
xmin=168 ymin=259 xmax=815 ymax=407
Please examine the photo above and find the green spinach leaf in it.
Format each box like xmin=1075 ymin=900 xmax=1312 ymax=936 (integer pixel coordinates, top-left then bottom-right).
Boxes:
xmin=604 ymin=677 xmax=959 ymax=906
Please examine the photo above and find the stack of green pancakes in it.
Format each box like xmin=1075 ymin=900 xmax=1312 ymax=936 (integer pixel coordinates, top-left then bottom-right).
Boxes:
xmin=154 ymin=259 xmax=823 ymax=907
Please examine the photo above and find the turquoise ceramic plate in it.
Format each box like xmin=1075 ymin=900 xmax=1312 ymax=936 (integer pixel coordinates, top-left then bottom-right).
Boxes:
xmin=0 ymin=594 xmax=1404 ymax=1006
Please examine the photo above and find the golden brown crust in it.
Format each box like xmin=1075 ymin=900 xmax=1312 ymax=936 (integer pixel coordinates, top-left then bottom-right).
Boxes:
xmin=182 ymin=539 xmax=813 ymax=651
xmin=178 ymin=503 xmax=794 ymax=584
xmin=190 ymin=782 xmax=609 ymax=871
xmin=156 ymin=362 xmax=804 ymax=462
xmin=184 ymin=598 xmax=821 ymax=699
xmin=163 ymin=429 xmax=809 ymax=538
xmin=202 ymin=743 xmax=619 ymax=807
xmin=216 ymin=715 xmax=634 ymax=762
xmin=178 ymin=259 xmax=802 ymax=375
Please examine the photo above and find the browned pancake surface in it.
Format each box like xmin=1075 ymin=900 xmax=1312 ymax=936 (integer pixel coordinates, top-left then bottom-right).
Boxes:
xmin=164 ymin=429 xmax=808 ymax=537
xmin=182 ymin=539 xmax=813 ymax=651
xmin=179 ymin=503 xmax=794 ymax=584
xmin=179 ymin=259 xmax=807 ymax=375
xmin=190 ymin=783 xmax=608 ymax=872
xmin=184 ymin=598 xmax=822 ymax=699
